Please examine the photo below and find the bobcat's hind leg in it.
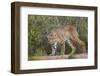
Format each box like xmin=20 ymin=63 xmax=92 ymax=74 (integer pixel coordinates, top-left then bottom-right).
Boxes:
xmin=76 ymin=38 xmax=86 ymax=53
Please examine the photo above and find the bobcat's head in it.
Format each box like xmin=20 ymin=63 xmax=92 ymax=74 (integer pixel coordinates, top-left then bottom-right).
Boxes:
xmin=47 ymin=30 xmax=58 ymax=45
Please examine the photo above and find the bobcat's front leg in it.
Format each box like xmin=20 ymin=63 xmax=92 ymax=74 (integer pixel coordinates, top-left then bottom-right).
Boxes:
xmin=61 ymin=42 xmax=65 ymax=56
xmin=50 ymin=42 xmax=57 ymax=56
xmin=67 ymin=39 xmax=76 ymax=58
xmin=51 ymin=47 xmax=56 ymax=56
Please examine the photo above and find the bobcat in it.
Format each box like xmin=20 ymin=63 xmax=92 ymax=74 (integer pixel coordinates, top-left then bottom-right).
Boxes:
xmin=47 ymin=25 xmax=86 ymax=57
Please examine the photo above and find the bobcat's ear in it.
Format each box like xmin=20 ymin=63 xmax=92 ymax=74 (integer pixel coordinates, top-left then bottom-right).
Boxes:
xmin=46 ymin=31 xmax=48 ymax=34
xmin=43 ymin=31 xmax=48 ymax=35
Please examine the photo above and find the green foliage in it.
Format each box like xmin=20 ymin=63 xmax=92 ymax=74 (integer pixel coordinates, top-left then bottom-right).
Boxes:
xmin=28 ymin=15 xmax=88 ymax=58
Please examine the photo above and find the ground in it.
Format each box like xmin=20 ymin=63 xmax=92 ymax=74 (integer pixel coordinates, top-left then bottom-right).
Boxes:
xmin=29 ymin=53 xmax=88 ymax=60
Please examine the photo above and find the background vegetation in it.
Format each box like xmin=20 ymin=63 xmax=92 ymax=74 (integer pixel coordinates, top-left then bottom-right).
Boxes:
xmin=28 ymin=15 xmax=88 ymax=60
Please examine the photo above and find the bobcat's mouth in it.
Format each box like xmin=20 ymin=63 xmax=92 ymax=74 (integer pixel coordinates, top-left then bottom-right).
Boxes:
xmin=51 ymin=42 xmax=58 ymax=49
